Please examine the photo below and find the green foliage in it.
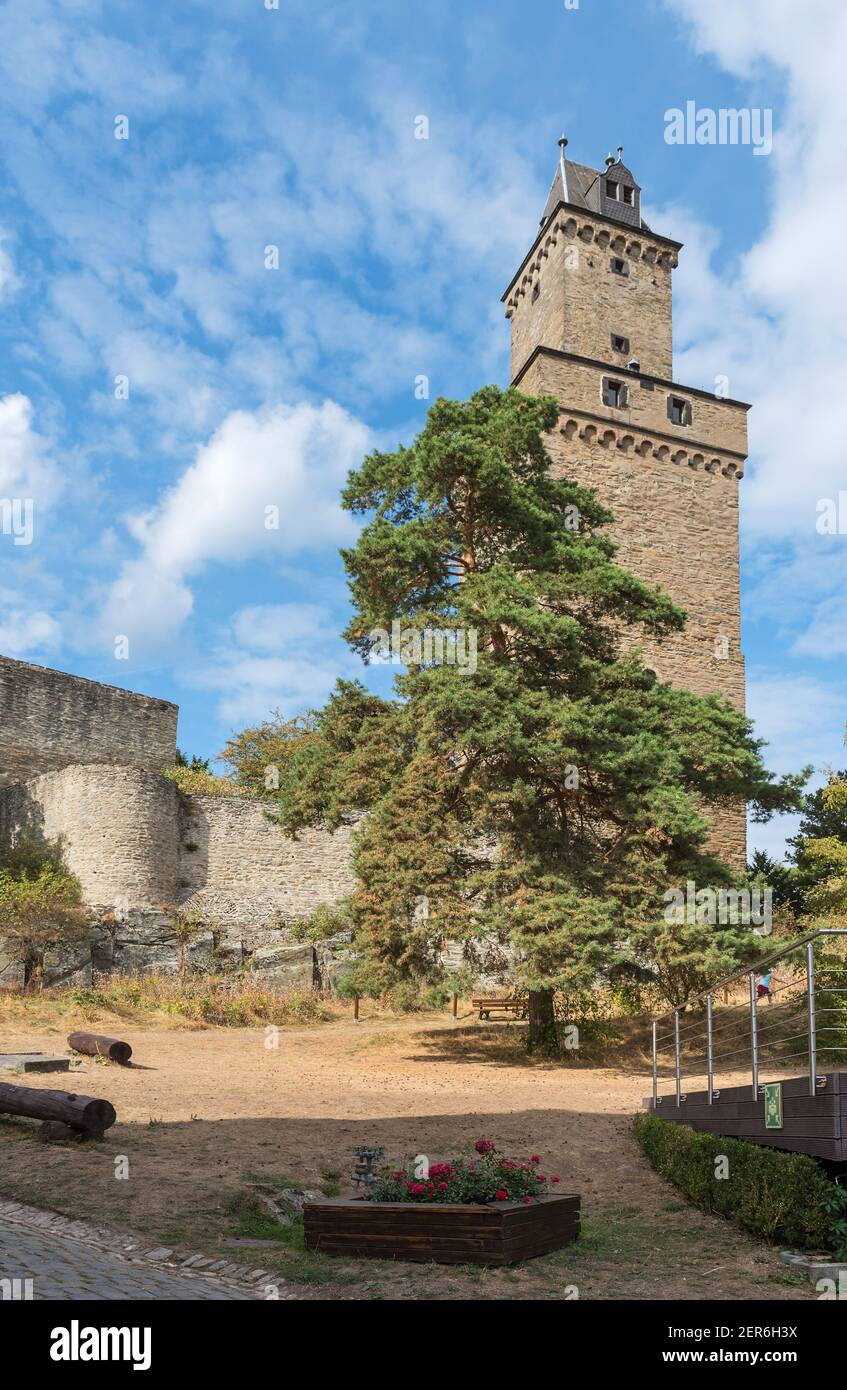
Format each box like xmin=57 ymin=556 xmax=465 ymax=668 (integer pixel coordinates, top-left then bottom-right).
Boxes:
xmin=0 ymin=833 xmax=88 ymax=982
xmin=786 ymin=770 xmax=847 ymax=917
xmin=162 ymin=765 xmax=245 ymax=797
xmin=634 ymin=1113 xmax=843 ymax=1254
xmin=366 ymin=1140 xmax=560 ymax=1205
xmin=175 ymin=749 xmax=211 ymax=771
xmin=287 ymin=901 xmax=355 ymax=943
xmin=219 ymin=712 xmax=321 ymax=798
xmin=746 ymin=849 xmax=805 ymax=919
xmin=252 ymin=386 xmax=804 ymax=1027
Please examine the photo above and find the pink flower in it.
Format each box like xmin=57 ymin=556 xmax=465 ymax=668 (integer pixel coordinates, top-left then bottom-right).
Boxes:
xmin=535 ymin=1174 xmax=545 ymax=1182
xmin=475 ymin=1139 xmax=495 ymax=1155
xmin=409 ymin=1184 xmax=426 ymax=1194
xmin=494 ymin=1190 xmax=508 ymax=1200
xmin=552 ymin=1176 xmax=561 ymax=1184
xmin=530 ymin=1155 xmax=541 ymax=1165
xmin=438 ymin=1182 xmax=448 ymax=1190
xmin=522 ymin=1196 xmax=533 ymax=1205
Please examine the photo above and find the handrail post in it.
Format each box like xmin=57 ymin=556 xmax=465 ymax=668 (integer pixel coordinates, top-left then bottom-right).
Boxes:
xmin=674 ymin=1010 xmax=681 ymax=1105
xmin=652 ymin=1019 xmax=658 ymax=1107
xmin=749 ymin=972 xmax=759 ymax=1100
xmin=806 ymin=939 xmax=817 ymax=1096
xmin=706 ymin=992 xmax=714 ymax=1104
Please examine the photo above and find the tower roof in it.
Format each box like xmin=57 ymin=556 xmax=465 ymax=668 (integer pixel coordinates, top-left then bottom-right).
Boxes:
xmin=541 ymin=138 xmax=651 ymax=232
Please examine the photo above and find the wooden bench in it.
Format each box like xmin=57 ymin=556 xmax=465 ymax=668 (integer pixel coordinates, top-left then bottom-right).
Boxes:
xmin=472 ymin=996 xmax=527 ymax=1022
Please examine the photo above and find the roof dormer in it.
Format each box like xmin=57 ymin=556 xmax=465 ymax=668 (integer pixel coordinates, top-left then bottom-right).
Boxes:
xmin=599 ymin=149 xmax=641 ymax=227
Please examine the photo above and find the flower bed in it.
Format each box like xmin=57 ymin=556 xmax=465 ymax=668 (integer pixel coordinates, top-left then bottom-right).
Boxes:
xmin=367 ymin=1137 xmax=563 ymax=1205
xmin=303 ymin=1139 xmax=580 ymax=1266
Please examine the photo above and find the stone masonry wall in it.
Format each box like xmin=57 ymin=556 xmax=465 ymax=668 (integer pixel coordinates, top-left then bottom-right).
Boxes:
xmin=0 ymin=656 xmax=178 ymax=786
xmin=517 ymin=352 xmax=747 ymax=870
xmin=505 ymin=208 xmax=677 ymax=381
xmin=0 ymin=765 xmax=359 ymax=990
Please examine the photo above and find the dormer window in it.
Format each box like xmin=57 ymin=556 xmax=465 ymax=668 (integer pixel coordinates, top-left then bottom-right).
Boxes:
xmin=668 ymin=396 xmax=692 ymax=426
xmin=606 ymin=179 xmax=618 ymax=199
xmin=622 ymin=186 xmax=634 ymax=206
xmin=603 ymin=377 xmax=628 ymax=408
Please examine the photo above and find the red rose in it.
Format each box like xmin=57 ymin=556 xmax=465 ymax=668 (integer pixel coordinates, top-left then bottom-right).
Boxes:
xmin=438 ymin=1182 xmax=448 ymax=1190
xmin=535 ymin=1174 xmax=545 ymax=1182
xmin=522 ymin=1196 xmax=533 ymax=1205
xmin=495 ymin=1190 xmax=508 ymax=1200
xmin=552 ymin=1176 xmax=561 ymax=1183
xmin=475 ymin=1139 xmax=494 ymax=1155
xmin=530 ymin=1155 xmax=541 ymax=1164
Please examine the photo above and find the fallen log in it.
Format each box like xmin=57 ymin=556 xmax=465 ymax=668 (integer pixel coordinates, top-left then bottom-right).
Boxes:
xmin=0 ymin=1081 xmax=116 ymax=1136
xmin=67 ymin=1032 xmax=132 ymax=1065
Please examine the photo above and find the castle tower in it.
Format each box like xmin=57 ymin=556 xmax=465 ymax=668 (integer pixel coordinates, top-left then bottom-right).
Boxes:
xmin=503 ymin=139 xmax=748 ymax=870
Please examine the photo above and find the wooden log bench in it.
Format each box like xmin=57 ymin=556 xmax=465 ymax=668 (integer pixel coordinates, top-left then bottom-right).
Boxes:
xmin=472 ymin=996 xmax=527 ymax=1022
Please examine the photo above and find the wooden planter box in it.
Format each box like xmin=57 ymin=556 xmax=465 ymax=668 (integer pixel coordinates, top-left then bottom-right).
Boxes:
xmin=303 ymin=1192 xmax=580 ymax=1266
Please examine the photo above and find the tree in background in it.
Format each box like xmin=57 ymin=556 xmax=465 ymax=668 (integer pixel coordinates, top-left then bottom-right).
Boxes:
xmin=0 ymin=834 xmax=88 ymax=987
xmin=786 ymin=769 xmax=847 ymax=916
xmin=251 ymin=388 xmax=803 ymax=1046
xmin=797 ymin=774 xmax=847 ymax=924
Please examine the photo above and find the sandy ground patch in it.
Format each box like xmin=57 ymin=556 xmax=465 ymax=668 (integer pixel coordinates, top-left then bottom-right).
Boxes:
xmin=0 ymin=1012 xmax=814 ymax=1301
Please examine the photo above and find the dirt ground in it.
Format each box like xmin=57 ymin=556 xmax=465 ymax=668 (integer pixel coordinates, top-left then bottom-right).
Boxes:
xmin=0 ymin=1010 xmax=814 ymax=1301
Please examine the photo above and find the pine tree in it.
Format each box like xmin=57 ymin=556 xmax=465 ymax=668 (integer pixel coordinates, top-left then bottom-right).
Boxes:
xmin=263 ymin=387 xmax=804 ymax=1046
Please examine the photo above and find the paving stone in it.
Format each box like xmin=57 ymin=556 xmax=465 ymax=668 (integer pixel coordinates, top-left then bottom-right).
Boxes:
xmin=0 ymin=1217 xmax=254 ymax=1301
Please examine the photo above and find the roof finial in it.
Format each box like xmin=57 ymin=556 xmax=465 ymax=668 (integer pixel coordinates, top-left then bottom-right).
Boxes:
xmin=617 ymin=144 xmax=623 ymax=161
xmin=605 ymin=151 xmax=615 ymax=168
xmin=558 ymin=133 xmax=568 ymax=151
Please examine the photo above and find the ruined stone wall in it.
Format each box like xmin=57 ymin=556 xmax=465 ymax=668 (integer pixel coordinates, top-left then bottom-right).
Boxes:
xmin=0 ymin=656 xmax=178 ymax=785
xmin=175 ymin=793 xmax=359 ymax=926
xmin=0 ymin=765 xmax=180 ymax=906
xmin=0 ymin=766 xmax=359 ymax=989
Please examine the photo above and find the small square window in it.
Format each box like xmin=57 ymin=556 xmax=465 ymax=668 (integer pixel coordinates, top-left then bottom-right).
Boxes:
xmin=531 ymin=280 xmax=540 ymax=302
xmin=622 ymin=186 xmax=634 ymax=206
xmin=668 ymin=396 xmax=691 ymax=426
xmin=603 ymin=378 xmax=627 ymax=408
xmin=606 ymin=179 xmax=618 ymax=200
xmin=611 ymin=333 xmax=630 ymax=354
xmin=610 ymin=256 xmax=628 ymax=276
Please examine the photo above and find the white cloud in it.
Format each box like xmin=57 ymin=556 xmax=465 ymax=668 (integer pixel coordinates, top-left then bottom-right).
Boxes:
xmin=100 ymin=400 xmax=368 ymax=655
xmin=0 ymin=597 xmax=61 ymax=656
xmin=191 ymin=600 xmax=360 ymax=728
xmin=0 ymin=393 xmax=61 ymax=504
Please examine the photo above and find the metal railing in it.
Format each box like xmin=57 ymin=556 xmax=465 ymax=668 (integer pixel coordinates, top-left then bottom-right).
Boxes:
xmin=651 ymin=929 xmax=847 ymax=1105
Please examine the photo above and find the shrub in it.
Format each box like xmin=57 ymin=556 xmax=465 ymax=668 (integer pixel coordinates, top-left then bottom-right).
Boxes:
xmin=366 ymin=1139 xmax=563 ymax=1205
xmin=634 ymin=1112 xmax=845 ymax=1255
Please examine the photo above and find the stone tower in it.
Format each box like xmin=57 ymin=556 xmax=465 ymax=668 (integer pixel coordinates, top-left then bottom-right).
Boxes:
xmin=502 ymin=140 xmax=748 ymax=869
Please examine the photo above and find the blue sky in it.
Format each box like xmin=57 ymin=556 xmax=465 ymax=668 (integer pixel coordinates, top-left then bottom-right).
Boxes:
xmin=0 ymin=0 xmax=844 ymax=860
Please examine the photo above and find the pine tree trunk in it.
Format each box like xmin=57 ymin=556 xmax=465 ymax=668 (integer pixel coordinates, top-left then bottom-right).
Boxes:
xmin=527 ymin=988 xmax=557 ymax=1052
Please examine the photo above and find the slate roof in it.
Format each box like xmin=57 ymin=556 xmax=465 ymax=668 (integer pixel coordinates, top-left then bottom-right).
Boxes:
xmin=540 ymin=146 xmax=652 ymax=233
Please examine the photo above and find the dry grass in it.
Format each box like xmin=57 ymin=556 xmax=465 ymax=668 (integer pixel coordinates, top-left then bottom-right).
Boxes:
xmin=0 ymin=972 xmax=334 ymax=1031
